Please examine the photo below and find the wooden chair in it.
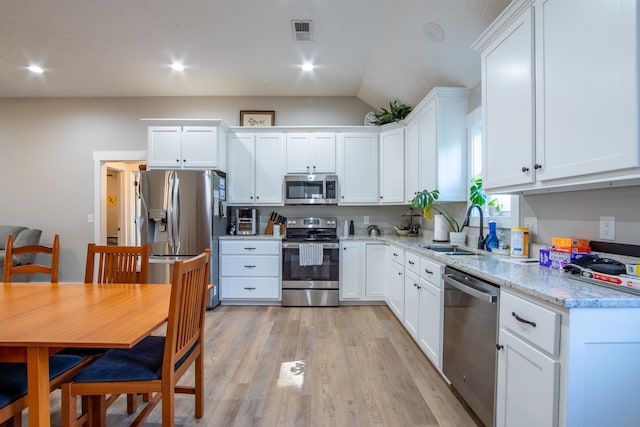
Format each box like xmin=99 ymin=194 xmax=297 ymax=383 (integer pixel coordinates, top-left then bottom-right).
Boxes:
xmin=3 ymin=234 xmax=60 ymax=283
xmin=84 ymin=243 xmax=149 ymax=284
xmin=65 ymin=243 xmax=150 ymax=413
xmin=61 ymin=249 xmax=210 ymax=427
xmin=0 ymin=354 xmax=91 ymax=427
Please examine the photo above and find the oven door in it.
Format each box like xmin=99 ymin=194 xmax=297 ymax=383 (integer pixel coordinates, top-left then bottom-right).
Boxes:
xmin=282 ymin=242 xmax=339 ymax=289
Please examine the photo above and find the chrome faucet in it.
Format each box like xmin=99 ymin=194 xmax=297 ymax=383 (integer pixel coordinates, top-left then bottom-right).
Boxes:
xmin=463 ymin=204 xmax=486 ymax=250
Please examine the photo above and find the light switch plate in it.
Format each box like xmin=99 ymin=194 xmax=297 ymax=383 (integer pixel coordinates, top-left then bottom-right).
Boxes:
xmin=364 ymin=216 xmax=370 ymax=224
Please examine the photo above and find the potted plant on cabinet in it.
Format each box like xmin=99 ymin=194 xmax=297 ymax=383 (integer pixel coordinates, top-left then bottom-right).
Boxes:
xmin=368 ymin=100 xmax=412 ymax=125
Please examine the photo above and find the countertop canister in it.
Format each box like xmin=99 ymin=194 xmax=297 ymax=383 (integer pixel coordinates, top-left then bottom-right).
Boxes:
xmin=510 ymin=227 xmax=529 ymax=257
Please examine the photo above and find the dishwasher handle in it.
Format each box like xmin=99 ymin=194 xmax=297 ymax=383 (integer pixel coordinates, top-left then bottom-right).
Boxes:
xmin=444 ymin=273 xmax=498 ymax=303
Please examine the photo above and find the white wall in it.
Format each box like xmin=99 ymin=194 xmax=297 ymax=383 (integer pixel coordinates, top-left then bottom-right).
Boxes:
xmin=0 ymin=96 xmax=373 ymax=281
xmin=522 ymin=186 xmax=640 ymax=246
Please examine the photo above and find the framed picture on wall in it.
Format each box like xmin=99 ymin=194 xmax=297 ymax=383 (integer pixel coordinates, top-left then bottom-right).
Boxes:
xmin=239 ymin=110 xmax=275 ymax=127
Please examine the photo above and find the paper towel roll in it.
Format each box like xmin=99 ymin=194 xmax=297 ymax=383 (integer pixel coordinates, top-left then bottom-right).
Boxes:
xmin=434 ymin=214 xmax=450 ymax=241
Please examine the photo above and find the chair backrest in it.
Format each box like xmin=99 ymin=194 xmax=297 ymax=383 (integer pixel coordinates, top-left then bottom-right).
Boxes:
xmin=163 ymin=249 xmax=210 ymax=376
xmin=3 ymin=234 xmax=60 ymax=283
xmin=84 ymin=244 xmax=150 ymax=284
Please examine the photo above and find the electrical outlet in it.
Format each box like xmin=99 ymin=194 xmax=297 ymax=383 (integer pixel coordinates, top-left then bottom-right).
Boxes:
xmin=524 ymin=216 xmax=538 ymax=235
xmin=88 ymin=213 xmax=94 ymax=223
xmin=599 ymin=216 xmax=615 ymax=240
xmin=364 ymin=216 xmax=370 ymax=224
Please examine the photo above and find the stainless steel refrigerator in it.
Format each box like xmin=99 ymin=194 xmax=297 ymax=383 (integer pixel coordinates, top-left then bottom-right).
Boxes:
xmin=139 ymin=169 xmax=226 ymax=308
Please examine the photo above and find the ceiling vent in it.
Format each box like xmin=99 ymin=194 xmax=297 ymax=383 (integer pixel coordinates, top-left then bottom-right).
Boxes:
xmin=292 ymin=20 xmax=312 ymax=42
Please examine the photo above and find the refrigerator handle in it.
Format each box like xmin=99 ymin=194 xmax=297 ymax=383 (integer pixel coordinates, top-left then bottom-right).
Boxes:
xmin=167 ymin=171 xmax=176 ymax=254
xmin=173 ymin=174 xmax=181 ymax=253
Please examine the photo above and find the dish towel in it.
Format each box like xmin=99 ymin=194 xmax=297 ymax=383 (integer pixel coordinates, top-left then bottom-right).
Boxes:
xmin=299 ymin=243 xmax=324 ymax=266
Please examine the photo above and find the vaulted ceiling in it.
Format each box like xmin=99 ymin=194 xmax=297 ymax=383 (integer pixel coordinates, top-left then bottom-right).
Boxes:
xmin=0 ymin=0 xmax=510 ymax=109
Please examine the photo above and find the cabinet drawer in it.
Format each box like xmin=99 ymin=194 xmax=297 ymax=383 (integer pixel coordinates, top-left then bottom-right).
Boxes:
xmin=419 ymin=257 xmax=442 ymax=287
xmin=220 ymin=240 xmax=280 ymax=255
xmin=500 ymin=291 xmax=561 ymax=356
xmin=220 ymin=255 xmax=280 ymax=277
xmin=387 ymin=246 xmax=405 ymax=265
xmin=220 ymin=277 xmax=280 ymax=299
xmin=405 ymin=252 xmax=420 ymax=275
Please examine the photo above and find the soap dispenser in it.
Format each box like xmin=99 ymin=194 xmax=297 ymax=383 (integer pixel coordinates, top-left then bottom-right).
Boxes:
xmin=485 ymin=221 xmax=499 ymax=252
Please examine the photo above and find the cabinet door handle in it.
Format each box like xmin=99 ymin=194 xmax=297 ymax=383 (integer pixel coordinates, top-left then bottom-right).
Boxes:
xmin=244 ymin=247 xmax=256 ymax=251
xmin=496 ymin=344 xmax=504 ymax=350
xmin=244 ymin=265 xmax=256 ymax=268
xmin=408 ymin=260 xmax=415 ymax=265
xmin=424 ymin=268 xmax=433 ymax=275
xmin=243 ymin=287 xmax=256 ymax=290
xmin=398 ymin=272 xmax=402 ymax=276
xmin=393 ymin=253 xmax=398 ymax=257
xmin=175 ymin=159 xmax=180 ymax=163
xmin=512 ymin=311 xmax=537 ymax=327
xmin=534 ymin=163 xmax=542 ymax=170
xmin=380 ymin=196 xmax=383 ymax=199
xmin=521 ymin=166 xmax=529 ymax=173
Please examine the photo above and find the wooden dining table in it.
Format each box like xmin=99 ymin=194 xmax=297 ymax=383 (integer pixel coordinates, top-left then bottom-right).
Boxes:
xmin=0 ymin=282 xmax=171 ymax=427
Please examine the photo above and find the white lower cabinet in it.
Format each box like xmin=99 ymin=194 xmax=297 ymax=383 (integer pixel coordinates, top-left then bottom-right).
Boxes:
xmin=500 ymin=289 xmax=640 ymax=427
xmin=219 ymin=240 xmax=281 ymax=302
xmin=496 ymin=289 xmax=561 ymax=427
xmin=340 ymin=241 xmax=387 ymax=302
xmin=403 ymin=269 xmax=421 ymax=340
xmin=340 ymin=240 xmax=363 ymax=300
xmin=386 ymin=245 xmax=405 ymax=321
xmin=365 ymin=243 xmax=387 ymax=299
xmin=496 ymin=328 xmax=559 ymax=427
xmin=418 ymin=279 xmax=442 ymax=369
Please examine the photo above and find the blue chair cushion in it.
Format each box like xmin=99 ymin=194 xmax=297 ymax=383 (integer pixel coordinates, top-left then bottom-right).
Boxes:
xmin=73 ymin=336 xmax=198 ymax=383
xmin=0 ymin=354 xmax=84 ymax=407
xmin=74 ymin=336 xmax=166 ymax=382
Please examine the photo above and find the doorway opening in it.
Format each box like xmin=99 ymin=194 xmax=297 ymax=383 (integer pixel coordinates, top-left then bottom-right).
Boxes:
xmin=93 ymin=151 xmax=146 ymax=245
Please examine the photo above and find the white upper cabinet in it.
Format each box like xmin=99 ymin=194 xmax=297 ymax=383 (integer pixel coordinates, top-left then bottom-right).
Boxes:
xmin=478 ymin=6 xmax=535 ymax=189
xmin=474 ymin=0 xmax=639 ymax=193
xmin=337 ymin=133 xmax=379 ymax=205
xmin=285 ymin=133 xmax=336 ymax=174
xmin=379 ymin=127 xmax=405 ymax=204
xmin=404 ymin=87 xmax=470 ymax=202
xmin=404 ymin=119 xmax=420 ymax=202
xmin=147 ymin=122 xmax=227 ymax=171
xmin=227 ymin=132 xmax=284 ymax=205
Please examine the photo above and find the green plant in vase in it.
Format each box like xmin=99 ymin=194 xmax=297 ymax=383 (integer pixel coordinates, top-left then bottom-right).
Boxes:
xmin=410 ymin=189 xmax=464 ymax=232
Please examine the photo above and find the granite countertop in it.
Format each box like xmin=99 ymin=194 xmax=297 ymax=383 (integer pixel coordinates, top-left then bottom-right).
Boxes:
xmin=219 ymin=235 xmax=283 ymax=240
xmin=340 ymin=234 xmax=640 ymax=309
xmin=221 ymin=233 xmax=640 ymax=308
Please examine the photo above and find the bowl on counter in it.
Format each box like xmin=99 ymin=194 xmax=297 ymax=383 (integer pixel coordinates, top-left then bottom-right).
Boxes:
xmin=395 ymin=229 xmax=410 ymax=236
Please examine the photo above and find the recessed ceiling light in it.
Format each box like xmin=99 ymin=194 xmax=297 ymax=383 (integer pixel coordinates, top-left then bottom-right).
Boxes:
xmin=301 ymin=62 xmax=314 ymax=71
xmin=170 ymin=62 xmax=185 ymax=72
xmin=28 ymin=65 xmax=44 ymax=74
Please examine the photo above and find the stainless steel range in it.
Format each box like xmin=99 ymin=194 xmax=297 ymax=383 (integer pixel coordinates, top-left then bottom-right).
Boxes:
xmin=281 ymin=217 xmax=339 ymax=306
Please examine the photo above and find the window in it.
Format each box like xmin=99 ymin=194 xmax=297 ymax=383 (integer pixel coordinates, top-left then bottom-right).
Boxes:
xmin=467 ymin=107 xmax=519 ymax=229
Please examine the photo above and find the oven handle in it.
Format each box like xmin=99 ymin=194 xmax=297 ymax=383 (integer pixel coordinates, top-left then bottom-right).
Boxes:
xmin=444 ymin=273 xmax=498 ymax=303
xmin=282 ymin=242 xmax=340 ymax=249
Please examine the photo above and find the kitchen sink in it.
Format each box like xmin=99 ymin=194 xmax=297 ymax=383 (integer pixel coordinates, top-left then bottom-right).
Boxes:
xmin=419 ymin=244 xmax=480 ymax=256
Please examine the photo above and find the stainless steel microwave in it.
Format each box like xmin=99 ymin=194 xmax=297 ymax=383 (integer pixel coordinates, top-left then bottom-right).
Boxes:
xmin=284 ymin=174 xmax=338 ymax=205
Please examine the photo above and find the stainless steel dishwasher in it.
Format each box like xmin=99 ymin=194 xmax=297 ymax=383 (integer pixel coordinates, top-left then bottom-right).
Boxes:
xmin=443 ymin=266 xmax=499 ymax=427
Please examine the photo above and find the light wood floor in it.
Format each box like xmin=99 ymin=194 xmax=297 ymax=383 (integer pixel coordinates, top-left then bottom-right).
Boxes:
xmin=41 ymin=305 xmax=478 ymax=426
